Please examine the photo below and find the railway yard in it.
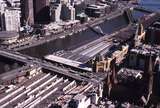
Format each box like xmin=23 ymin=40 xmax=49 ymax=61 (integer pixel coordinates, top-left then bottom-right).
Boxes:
xmin=0 ymin=0 xmax=160 ymax=108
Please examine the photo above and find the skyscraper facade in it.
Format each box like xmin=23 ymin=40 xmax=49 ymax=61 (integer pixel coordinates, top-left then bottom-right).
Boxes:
xmin=21 ymin=0 xmax=50 ymax=25
xmin=21 ymin=0 xmax=34 ymax=25
xmin=33 ymin=0 xmax=50 ymax=24
xmin=4 ymin=8 xmax=21 ymax=31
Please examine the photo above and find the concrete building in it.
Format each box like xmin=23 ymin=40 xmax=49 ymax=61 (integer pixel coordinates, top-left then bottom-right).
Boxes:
xmin=68 ymin=94 xmax=91 ymax=108
xmin=33 ymin=0 xmax=50 ymax=24
xmin=50 ymin=0 xmax=76 ymax=22
xmin=96 ymin=44 xmax=129 ymax=72
xmin=4 ymin=8 xmax=21 ymax=31
xmin=0 ymin=31 xmax=19 ymax=44
xmin=6 ymin=0 xmax=21 ymax=7
xmin=0 ymin=0 xmax=7 ymax=31
xmin=21 ymin=0 xmax=50 ymax=25
xmin=50 ymin=2 xmax=62 ymax=22
xmin=74 ymin=0 xmax=86 ymax=19
xmin=85 ymin=4 xmax=110 ymax=18
xmin=21 ymin=0 xmax=34 ymax=25
xmin=0 ymin=1 xmax=21 ymax=31
xmin=145 ymin=21 xmax=160 ymax=45
xmin=60 ymin=3 xmax=75 ymax=21
xmin=128 ymin=45 xmax=158 ymax=71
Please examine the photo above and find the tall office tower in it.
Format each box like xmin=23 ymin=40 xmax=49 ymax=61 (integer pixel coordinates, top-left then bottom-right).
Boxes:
xmin=74 ymin=0 xmax=86 ymax=19
xmin=60 ymin=3 xmax=75 ymax=21
xmin=50 ymin=0 xmax=76 ymax=22
xmin=33 ymin=0 xmax=50 ymax=24
xmin=61 ymin=0 xmax=74 ymax=5
xmin=50 ymin=3 xmax=62 ymax=22
xmin=4 ymin=8 xmax=21 ymax=31
xmin=0 ymin=0 xmax=7 ymax=30
xmin=21 ymin=0 xmax=34 ymax=25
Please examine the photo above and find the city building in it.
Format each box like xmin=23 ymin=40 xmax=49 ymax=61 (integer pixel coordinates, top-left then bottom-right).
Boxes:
xmin=21 ymin=0 xmax=34 ymax=25
xmin=85 ymin=4 xmax=111 ymax=18
xmin=145 ymin=21 xmax=160 ymax=45
xmin=4 ymin=8 xmax=21 ymax=31
xmin=0 ymin=1 xmax=159 ymax=108
xmin=0 ymin=0 xmax=21 ymax=31
xmin=68 ymin=94 xmax=91 ymax=108
xmin=60 ymin=3 xmax=75 ymax=21
xmin=50 ymin=2 xmax=62 ymax=22
xmin=50 ymin=0 xmax=76 ymax=22
xmin=127 ymin=44 xmax=160 ymax=71
xmin=0 ymin=31 xmax=19 ymax=45
xmin=21 ymin=0 xmax=50 ymax=25
xmin=6 ymin=0 xmax=21 ymax=7
xmin=0 ymin=0 xmax=8 ymax=31
xmin=74 ymin=0 xmax=86 ymax=19
xmin=33 ymin=0 xmax=50 ymax=24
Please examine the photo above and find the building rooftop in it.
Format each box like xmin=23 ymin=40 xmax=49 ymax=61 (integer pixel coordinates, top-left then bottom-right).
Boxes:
xmin=131 ymin=44 xmax=160 ymax=56
xmin=0 ymin=31 xmax=19 ymax=40
xmin=73 ymin=94 xmax=86 ymax=101
xmin=117 ymin=68 xmax=144 ymax=82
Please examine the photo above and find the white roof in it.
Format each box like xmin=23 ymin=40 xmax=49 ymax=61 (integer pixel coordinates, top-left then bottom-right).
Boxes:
xmin=73 ymin=94 xmax=86 ymax=101
xmin=45 ymin=55 xmax=92 ymax=71
xmin=44 ymin=23 xmax=62 ymax=30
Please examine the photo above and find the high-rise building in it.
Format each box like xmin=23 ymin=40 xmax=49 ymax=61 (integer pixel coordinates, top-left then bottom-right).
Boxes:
xmin=0 ymin=0 xmax=21 ymax=31
xmin=21 ymin=0 xmax=50 ymax=25
xmin=21 ymin=0 xmax=34 ymax=25
xmin=0 ymin=0 xmax=7 ymax=31
xmin=4 ymin=8 xmax=21 ymax=31
xmin=33 ymin=0 xmax=50 ymax=24
xmin=74 ymin=0 xmax=86 ymax=19
xmin=50 ymin=0 xmax=76 ymax=22
xmin=50 ymin=3 xmax=62 ymax=22
xmin=60 ymin=3 xmax=75 ymax=21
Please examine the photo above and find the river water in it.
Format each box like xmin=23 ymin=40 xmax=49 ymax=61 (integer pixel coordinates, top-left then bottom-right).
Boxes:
xmin=139 ymin=0 xmax=160 ymax=11
xmin=19 ymin=0 xmax=160 ymax=59
xmin=20 ymin=13 xmax=129 ymax=58
xmin=18 ymin=0 xmax=160 ymax=105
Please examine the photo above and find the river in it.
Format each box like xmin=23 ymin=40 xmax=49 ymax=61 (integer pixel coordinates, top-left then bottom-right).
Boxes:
xmin=139 ymin=0 xmax=160 ymax=11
